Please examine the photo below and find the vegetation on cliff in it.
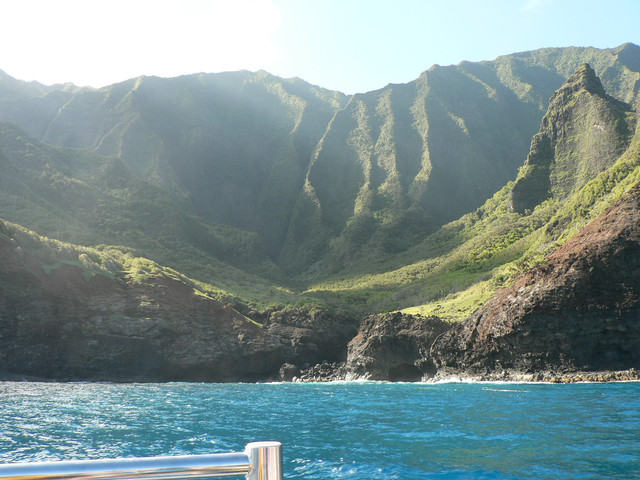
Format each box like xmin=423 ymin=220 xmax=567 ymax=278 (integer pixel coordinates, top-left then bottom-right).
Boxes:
xmin=432 ymin=181 xmax=640 ymax=378
xmin=1 ymin=44 xmax=640 ymax=380
xmin=308 ymin=57 xmax=639 ymax=320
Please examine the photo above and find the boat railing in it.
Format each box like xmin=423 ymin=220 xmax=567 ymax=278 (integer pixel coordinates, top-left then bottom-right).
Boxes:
xmin=0 ymin=441 xmax=282 ymax=480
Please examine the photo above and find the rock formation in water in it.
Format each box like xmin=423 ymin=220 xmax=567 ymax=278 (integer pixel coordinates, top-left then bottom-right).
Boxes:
xmin=344 ymin=312 xmax=451 ymax=381
xmin=431 ymin=183 xmax=640 ymax=378
xmin=263 ymin=307 xmax=357 ymax=367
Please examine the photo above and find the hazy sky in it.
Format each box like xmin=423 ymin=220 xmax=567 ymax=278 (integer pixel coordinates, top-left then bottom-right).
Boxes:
xmin=1 ymin=0 xmax=639 ymax=94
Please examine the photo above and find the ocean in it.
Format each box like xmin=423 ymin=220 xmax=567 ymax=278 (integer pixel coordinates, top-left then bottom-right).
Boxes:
xmin=0 ymin=381 xmax=638 ymax=479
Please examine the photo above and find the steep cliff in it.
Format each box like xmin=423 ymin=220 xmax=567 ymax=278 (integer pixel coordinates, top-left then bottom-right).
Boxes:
xmin=0 ymin=220 xmax=287 ymax=381
xmin=431 ymin=182 xmax=640 ymax=378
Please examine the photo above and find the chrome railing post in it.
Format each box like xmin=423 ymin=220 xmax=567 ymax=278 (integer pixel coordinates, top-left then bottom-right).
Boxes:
xmin=245 ymin=442 xmax=283 ymax=480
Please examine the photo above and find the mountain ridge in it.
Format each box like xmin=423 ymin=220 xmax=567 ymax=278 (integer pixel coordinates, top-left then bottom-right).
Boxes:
xmin=308 ymin=56 xmax=639 ymax=320
xmin=1 ymin=45 xmax=640 ymax=381
xmin=1 ymin=45 xmax=639 ymax=305
xmin=510 ymin=63 xmax=636 ymax=212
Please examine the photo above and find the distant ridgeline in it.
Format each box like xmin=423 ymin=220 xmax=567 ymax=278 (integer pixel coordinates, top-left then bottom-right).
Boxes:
xmin=0 ymin=44 xmax=639 ymax=381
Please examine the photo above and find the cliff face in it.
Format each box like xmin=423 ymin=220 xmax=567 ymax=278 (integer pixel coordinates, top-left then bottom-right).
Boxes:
xmin=263 ymin=307 xmax=357 ymax=366
xmin=0 ymin=224 xmax=287 ymax=382
xmin=431 ymin=183 xmax=640 ymax=377
xmin=344 ymin=312 xmax=451 ymax=381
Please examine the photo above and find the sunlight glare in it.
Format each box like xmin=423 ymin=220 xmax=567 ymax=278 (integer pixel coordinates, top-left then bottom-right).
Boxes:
xmin=0 ymin=0 xmax=282 ymax=87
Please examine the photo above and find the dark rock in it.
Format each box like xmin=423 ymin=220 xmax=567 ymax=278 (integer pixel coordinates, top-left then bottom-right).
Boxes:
xmin=0 ymin=232 xmax=286 ymax=382
xmin=294 ymin=361 xmax=346 ymax=382
xmin=429 ymin=368 xmax=640 ymax=384
xmin=433 ymin=183 xmax=640 ymax=377
xmin=345 ymin=312 xmax=451 ymax=381
xmin=264 ymin=307 xmax=357 ymax=366
xmin=278 ymin=363 xmax=300 ymax=381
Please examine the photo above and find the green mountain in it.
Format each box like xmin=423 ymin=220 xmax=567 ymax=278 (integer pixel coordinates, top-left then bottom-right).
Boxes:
xmin=288 ymin=44 xmax=640 ymax=275
xmin=0 ymin=44 xmax=639 ymax=325
xmin=0 ymin=71 xmax=348 ymax=263
xmin=510 ymin=63 xmax=635 ymax=212
xmin=305 ymin=57 xmax=640 ymax=319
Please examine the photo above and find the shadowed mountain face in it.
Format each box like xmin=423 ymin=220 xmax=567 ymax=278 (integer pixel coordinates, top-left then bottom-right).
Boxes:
xmin=36 ymin=72 xmax=348 ymax=261
xmin=1 ymin=45 xmax=639 ymax=278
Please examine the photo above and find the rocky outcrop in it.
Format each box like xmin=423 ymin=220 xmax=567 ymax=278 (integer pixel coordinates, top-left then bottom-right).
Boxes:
xmin=263 ymin=307 xmax=357 ymax=367
xmin=344 ymin=312 xmax=451 ymax=381
xmin=274 ymin=312 xmax=453 ymax=383
xmin=292 ymin=361 xmax=347 ymax=382
xmin=509 ymin=132 xmax=554 ymax=213
xmin=432 ymin=183 xmax=640 ymax=378
xmin=429 ymin=368 xmax=640 ymax=384
xmin=510 ymin=64 xmax=635 ymax=213
xmin=0 ymin=229 xmax=286 ymax=382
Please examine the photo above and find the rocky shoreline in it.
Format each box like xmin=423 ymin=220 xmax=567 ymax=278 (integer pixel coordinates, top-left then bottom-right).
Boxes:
xmin=3 ymin=178 xmax=640 ymax=384
xmin=427 ymin=368 xmax=640 ymax=384
xmin=276 ymin=361 xmax=640 ymax=384
xmin=3 ymin=366 xmax=639 ymax=384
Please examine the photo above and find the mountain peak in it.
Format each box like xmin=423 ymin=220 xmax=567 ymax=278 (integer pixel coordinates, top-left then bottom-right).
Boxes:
xmin=552 ymin=63 xmax=606 ymax=100
xmin=615 ymin=42 xmax=640 ymax=72
xmin=510 ymin=63 xmax=634 ymax=213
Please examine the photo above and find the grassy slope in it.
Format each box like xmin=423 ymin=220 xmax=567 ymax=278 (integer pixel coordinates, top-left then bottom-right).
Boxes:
xmin=0 ymin=216 xmax=281 ymax=330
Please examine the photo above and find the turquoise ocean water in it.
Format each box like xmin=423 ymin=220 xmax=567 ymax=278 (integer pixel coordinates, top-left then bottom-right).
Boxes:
xmin=0 ymin=381 xmax=639 ymax=479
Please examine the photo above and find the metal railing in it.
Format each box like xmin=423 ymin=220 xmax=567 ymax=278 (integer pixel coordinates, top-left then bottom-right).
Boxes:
xmin=0 ymin=441 xmax=283 ymax=480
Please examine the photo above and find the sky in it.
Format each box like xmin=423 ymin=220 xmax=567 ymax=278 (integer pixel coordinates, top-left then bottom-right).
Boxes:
xmin=0 ymin=0 xmax=639 ymax=94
